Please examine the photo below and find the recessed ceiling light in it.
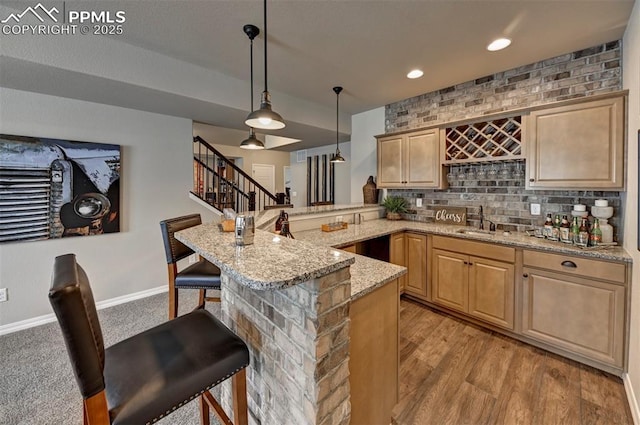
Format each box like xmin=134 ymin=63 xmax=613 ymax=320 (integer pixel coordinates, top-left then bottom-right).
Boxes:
xmin=407 ymin=69 xmax=424 ymax=79
xmin=487 ymin=38 xmax=511 ymax=51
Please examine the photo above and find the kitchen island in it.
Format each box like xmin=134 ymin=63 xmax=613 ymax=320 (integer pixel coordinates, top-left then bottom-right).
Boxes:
xmin=175 ymin=221 xmax=405 ymax=425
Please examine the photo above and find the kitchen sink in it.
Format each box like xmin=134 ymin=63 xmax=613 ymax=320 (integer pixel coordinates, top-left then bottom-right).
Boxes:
xmin=456 ymin=229 xmax=493 ymax=236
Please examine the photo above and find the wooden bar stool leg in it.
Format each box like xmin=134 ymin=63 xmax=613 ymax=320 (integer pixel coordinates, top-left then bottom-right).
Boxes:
xmin=168 ymin=265 xmax=179 ymax=319
xmin=198 ymin=289 xmax=206 ymax=309
xmin=232 ymin=368 xmax=248 ymax=425
xmin=199 ymin=394 xmax=210 ymax=425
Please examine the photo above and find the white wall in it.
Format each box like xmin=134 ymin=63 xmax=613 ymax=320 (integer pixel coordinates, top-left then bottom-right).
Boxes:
xmin=193 ymin=123 xmax=291 ymax=194
xmin=289 ymin=143 xmax=351 ymax=208
xmin=0 ymin=88 xmax=215 ymax=327
xmin=623 ymin=1 xmax=640 ymax=421
xmin=349 ymin=108 xmax=385 ymax=203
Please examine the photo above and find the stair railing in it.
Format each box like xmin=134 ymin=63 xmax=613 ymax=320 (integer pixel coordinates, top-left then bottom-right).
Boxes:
xmin=192 ymin=136 xmax=279 ymax=212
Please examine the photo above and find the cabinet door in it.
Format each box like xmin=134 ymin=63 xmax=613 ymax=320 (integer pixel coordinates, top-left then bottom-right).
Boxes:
xmin=405 ymin=233 xmax=427 ymax=297
xmin=377 ymin=135 xmax=404 ymax=187
xmin=405 ymin=129 xmax=443 ymax=188
xmin=431 ymin=248 xmax=468 ymax=312
xmin=527 ymin=95 xmax=624 ymax=189
xmin=389 ymin=233 xmax=406 ymax=292
xmin=522 ymin=268 xmax=625 ymax=367
xmin=468 ymin=256 xmax=514 ymax=330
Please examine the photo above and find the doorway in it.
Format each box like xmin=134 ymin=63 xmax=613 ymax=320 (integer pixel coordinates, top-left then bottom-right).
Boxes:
xmin=252 ymin=163 xmax=276 ymax=194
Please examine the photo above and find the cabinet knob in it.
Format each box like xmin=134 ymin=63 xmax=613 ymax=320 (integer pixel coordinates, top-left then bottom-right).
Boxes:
xmin=463 ymin=261 xmax=468 ymax=265
xmin=523 ymin=273 xmax=529 ymax=278
xmin=468 ymin=262 xmax=473 ymax=266
xmin=529 ymin=178 xmax=535 ymax=182
xmin=561 ymin=260 xmax=577 ymax=268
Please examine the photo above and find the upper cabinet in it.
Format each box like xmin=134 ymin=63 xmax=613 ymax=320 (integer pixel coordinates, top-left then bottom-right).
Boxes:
xmin=526 ymin=94 xmax=625 ymax=190
xmin=377 ymin=128 xmax=446 ymax=189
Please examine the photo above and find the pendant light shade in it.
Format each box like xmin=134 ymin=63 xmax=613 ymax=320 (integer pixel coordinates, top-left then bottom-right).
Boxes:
xmin=245 ymin=0 xmax=285 ymax=130
xmin=240 ymin=128 xmax=264 ymax=150
xmin=330 ymin=86 xmax=345 ymax=163
xmin=240 ymin=24 xmax=265 ymax=150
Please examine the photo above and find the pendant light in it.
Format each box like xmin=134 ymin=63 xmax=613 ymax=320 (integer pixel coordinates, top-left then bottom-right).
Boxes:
xmin=245 ymin=0 xmax=285 ymax=130
xmin=330 ymin=86 xmax=345 ymax=163
xmin=240 ymin=24 xmax=265 ymax=149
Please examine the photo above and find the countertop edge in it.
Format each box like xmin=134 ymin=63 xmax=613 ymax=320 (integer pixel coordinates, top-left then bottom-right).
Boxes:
xmin=328 ymin=222 xmax=632 ymax=263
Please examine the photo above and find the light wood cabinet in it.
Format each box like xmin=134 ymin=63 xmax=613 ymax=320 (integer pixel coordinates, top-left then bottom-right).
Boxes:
xmin=405 ymin=233 xmax=428 ymax=297
xmin=390 ymin=232 xmax=427 ymax=298
xmin=377 ymin=129 xmax=446 ymax=188
xmin=432 ymin=249 xmax=468 ymax=312
xmin=431 ymin=237 xmax=515 ymax=330
xmin=522 ymin=250 xmax=626 ymax=368
xmin=350 ymin=279 xmax=398 ymax=425
xmin=468 ymin=256 xmax=514 ymax=330
xmin=526 ymin=94 xmax=625 ymax=190
xmin=389 ymin=233 xmax=406 ymax=292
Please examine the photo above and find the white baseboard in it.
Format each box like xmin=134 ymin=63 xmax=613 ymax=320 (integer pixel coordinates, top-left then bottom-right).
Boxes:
xmin=0 ymin=285 xmax=167 ymax=336
xmin=623 ymin=373 xmax=640 ymax=425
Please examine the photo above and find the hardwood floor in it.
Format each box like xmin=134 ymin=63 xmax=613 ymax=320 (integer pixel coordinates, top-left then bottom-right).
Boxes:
xmin=393 ymin=298 xmax=633 ymax=425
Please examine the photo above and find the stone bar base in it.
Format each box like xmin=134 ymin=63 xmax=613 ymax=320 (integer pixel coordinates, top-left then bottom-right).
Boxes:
xmin=220 ymin=267 xmax=352 ymax=425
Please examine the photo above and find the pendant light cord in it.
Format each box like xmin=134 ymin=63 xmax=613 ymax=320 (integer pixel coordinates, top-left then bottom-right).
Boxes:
xmin=263 ymin=0 xmax=268 ymax=93
xmin=336 ymin=89 xmax=339 ymax=149
xmin=250 ymin=36 xmax=254 ymax=112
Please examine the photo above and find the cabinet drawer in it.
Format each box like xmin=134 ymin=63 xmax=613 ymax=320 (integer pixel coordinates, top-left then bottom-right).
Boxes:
xmin=523 ymin=250 xmax=625 ymax=284
xmin=432 ymin=236 xmax=515 ymax=263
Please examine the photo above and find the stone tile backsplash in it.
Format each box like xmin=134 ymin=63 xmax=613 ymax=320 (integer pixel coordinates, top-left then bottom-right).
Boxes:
xmin=388 ymin=162 xmax=623 ymax=241
xmin=384 ymin=40 xmax=623 ymax=241
xmin=385 ymin=41 xmax=621 ymax=133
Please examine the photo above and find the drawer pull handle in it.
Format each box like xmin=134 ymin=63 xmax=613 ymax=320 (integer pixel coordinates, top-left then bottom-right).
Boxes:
xmin=468 ymin=262 xmax=473 ymax=266
xmin=463 ymin=261 xmax=468 ymax=265
xmin=523 ymin=273 xmax=529 ymax=278
xmin=561 ymin=260 xmax=577 ymax=268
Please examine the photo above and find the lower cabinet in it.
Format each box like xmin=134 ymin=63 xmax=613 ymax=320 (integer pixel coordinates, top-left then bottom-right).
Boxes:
xmin=390 ymin=232 xmax=427 ymax=298
xmin=522 ymin=250 xmax=626 ymax=368
xmin=431 ymin=237 xmax=515 ymax=330
xmin=389 ymin=233 xmax=406 ymax=292
xmin=405 ymin=233 xmax=428 ymax=297
xmin=349 ymin=279 xmax=399 ymax=425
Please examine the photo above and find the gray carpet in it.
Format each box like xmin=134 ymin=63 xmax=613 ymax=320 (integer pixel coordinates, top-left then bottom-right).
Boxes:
xmin=0 ymin=291 xmax=222 ymax=425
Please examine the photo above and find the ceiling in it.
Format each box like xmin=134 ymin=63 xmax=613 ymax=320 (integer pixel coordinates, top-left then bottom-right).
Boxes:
xmin=1 ymin=0 xmax=635 ymax=150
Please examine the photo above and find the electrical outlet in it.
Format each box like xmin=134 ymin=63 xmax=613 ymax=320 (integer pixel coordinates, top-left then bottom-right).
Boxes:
xmin=0 ymin=288 xmax=7 ymax=303
xmin=188 ymin=254 xmax=198 ymax=264
xmin=530 ymin=203 xmax=541 ymax=215
xmin=416 ymin=198 xmax=423 ymax=207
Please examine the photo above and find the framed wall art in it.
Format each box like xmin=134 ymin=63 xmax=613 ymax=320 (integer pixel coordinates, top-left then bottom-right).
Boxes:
xmin=0 ymin=134 xmax=120 ymax=244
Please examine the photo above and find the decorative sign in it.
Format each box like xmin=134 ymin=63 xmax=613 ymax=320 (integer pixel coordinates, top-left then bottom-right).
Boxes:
xmin=433 ymin=206 xmax=467 ymax=226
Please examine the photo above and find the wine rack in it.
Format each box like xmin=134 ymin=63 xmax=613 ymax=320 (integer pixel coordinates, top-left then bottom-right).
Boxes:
xmin=444 ymin=115 xmax=523 ymax=163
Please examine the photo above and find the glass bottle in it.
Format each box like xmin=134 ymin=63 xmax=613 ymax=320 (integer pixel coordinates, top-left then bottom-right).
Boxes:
xmin=550 ymin=214 xmax=561 ymax=241
xmin=560 ymin=215 xmax=570 ymax=243
xmin=543 ymin=213 xmax=553 ymax=239
xmin=590 ymin=218 xmax=602 ymax=246
xmin=577 ymin=218 xmax=590 ymax=247
xmin=570 ymin=217 xmax=580 ymax=245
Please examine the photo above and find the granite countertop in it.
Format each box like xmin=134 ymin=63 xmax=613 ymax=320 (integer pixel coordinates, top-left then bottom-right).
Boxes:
xmin=349 ymin=254 xmax=406 ymax=300
xmin=295 ymin=219 xmax=632 ymax=263
xmin=175 ymin=222 xmax=355 ymax=290
xmin=255 ymin=203 xmax=383 ymax=229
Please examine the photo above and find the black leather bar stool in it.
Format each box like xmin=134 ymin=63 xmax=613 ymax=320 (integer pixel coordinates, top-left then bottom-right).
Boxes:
xmin=49 ymin=253 xmax=249 ymax=425
xmin=160 ymin=214 xmax=222 ymax=319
